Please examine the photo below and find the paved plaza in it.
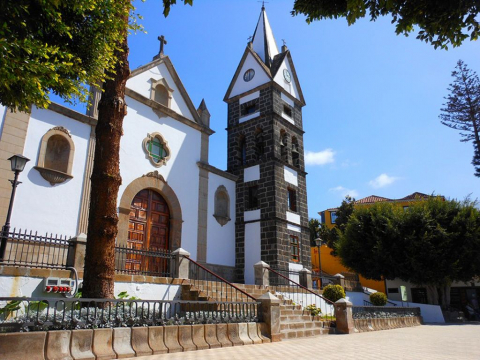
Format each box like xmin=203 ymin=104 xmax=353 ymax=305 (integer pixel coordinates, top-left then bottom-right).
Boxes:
xmin=125 ymin=324 xmax=480 ymax=360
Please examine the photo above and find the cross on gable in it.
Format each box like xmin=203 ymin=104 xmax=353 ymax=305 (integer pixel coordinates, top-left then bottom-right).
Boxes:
xmin=158 ymin=35 xmax=167 ymax=56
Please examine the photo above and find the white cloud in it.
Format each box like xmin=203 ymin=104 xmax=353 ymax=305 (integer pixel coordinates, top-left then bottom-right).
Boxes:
xmin=329 ymin=186 xmax=359 ymax=199
xmin=305 ymin=149 xmax=335 ymax=166
xmin=369 ymin=173 xmax=398 ymax=189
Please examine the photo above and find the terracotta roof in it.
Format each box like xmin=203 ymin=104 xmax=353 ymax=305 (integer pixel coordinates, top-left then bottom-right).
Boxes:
xmin=354 ymin=195 xmax=390 ymax=204
xmin=399 ymin=192 xmax=430 ymax=201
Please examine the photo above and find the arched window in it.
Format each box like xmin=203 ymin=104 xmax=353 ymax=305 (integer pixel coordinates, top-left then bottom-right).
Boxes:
xmin=239 ymin=135 xmax=247 ymax=165
xmin=35 ymin=127 xmax=75 ymax=185
xmin=255 ymin=128 xmax=264 ymax=159
xmin=213 ymin=185 xmax=231 ymax=226
xmin=154 ymin=84 xmax=169 ymax=106
xmin=280 ymin=130 xmax=288 ymax=162
xmin=291 ymin=137 xmax=299 ymax=167
xmin=143 ymin=132 xmax=171 ymax=167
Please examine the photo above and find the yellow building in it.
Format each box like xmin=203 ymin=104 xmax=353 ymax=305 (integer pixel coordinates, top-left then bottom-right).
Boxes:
xmin=312 ymin=192 xmax=435 ymax=293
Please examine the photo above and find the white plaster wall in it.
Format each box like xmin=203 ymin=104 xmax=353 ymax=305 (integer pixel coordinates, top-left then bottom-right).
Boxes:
xmin=239 ymin=91 xmax=260 ymax=105
xmin=287 ymin=223 xmax=301 ymax=233
xmin=244 ymin=209 xmax=261 ymax=222
xmin=120 ymin=97 xmax=201 ymax=258
xmin=273 ymin=58 xmax=300 ymax=100
xmin=284 ymin=166 xmax=298 ymax=186
xmin=128 ymin=62 xmax=194 ymax=121
xmin=0 ymin=274 xmax=181 ymax=301
xmin=206 ymin=173 xmax=236 ymax=267
xmin=288 ymin=262 xmax=303 ymax=283
xmin=286 ymin=211 xmax=300 ymax=225
xmin=229 ymin=53 xmax=270 ymax=99
xmin=244 ymin=222 xmax=261 ymax=284
xmin=10 ymin=108 xmax=91 ymax=236
xmin=244 ymin=165 xmax=260 ymax=182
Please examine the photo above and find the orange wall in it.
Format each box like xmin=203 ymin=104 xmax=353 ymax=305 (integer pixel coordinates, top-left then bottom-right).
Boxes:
xmin=311 ymin=245 xmax=385 ymax=293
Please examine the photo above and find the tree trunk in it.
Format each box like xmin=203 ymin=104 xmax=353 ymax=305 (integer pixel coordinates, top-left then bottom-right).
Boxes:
xmin=438 ymin=284 xmax=452 ymax=310
xmin=426 ymin=285 xmax=439 ymax=305
xmin=82 ymin=15 xmax=130 ymax=299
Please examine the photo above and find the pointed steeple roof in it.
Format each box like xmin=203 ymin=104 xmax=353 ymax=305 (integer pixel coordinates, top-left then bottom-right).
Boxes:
xmin=251 ymin=6 xmax=279 ymax=68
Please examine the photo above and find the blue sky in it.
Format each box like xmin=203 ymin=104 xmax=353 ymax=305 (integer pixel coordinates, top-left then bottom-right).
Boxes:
xmin=65 ymin=0 xmax=480 ymax=218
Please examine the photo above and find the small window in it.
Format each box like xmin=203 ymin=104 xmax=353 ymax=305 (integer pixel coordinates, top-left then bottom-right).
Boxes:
xmin=248 ymin=185 xmax=259 ymax=210
xmin=331 ymin=211 xmax=337 ymax=224
xmin=388 ymin=288 xmax=399 ymax=294
xmin=239 ymin=136 xmax=247 ymax=165
xmin=291 ymin=137 xmax=299 ymax=167
xmin=241 ymin=99 xmax=259 ymax=117
xmin=154 ymin=84 xmax=169 ymax=106
xmin=283 ymin=104 xmax=292 ymax=118
xmin=143 ymin=132 xmax=171 ymax=167
xmin=280 ymin=130 xmax=288 ymax=162
xmin=290 ymin=235 xmax=300 ymax=262
xmin=287 ymin=188 xmax=297 ymax=212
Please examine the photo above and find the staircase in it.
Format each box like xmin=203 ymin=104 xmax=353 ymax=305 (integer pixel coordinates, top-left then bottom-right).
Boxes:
xmin=181 ymin=281 xmax=335 ymax=340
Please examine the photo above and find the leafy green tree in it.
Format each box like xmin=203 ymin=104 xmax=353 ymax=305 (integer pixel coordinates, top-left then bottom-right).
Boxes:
xmin=320 ymin=196 xmax=355 ymax=255
xmin=291 ymin=0 xmax=479 ymax=49
xmin=440 ymin=60 xmax=480 ymax=178
xmin=0 ymin=1 xmax=135 ymax=112
xmin=337 ymin=197 xmax=480 ymax=308
xmin=309 ymin=218 xmax=320 ymax=246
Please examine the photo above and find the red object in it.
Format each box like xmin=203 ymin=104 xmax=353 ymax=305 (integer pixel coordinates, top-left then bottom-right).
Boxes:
xmin=53 ymin=286 xmax=58 ymax=292
xmin=45 ymin=286 xmax=51 ymax=292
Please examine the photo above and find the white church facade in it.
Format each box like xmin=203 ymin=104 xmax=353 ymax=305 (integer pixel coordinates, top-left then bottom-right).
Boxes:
xmin=0 ymin=7 xmax=311 ymax=284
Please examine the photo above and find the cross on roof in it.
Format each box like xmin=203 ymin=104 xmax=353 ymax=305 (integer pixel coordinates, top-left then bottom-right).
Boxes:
xmin=158 ymin=35 xmax=167 ymax=56
xmin=258 ymin=1 xmax=269 ymax=10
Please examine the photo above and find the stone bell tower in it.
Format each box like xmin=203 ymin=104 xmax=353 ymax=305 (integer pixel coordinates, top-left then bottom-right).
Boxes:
xmin=224 ymin=6 xmax=311 ymax=283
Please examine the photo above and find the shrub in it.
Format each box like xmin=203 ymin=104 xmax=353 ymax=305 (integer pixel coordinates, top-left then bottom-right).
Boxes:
xmin=322 ymin=284 xmax=346 ymax=302
xmin=370 ymin=292 xmax=388 ymax=306
xmin=305 ymin=304 xmax=321 ymax=317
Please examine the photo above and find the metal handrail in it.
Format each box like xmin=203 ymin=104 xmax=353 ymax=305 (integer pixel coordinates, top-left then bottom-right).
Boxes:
xmin=267 ymin=267 xmax=334 ymax=305
xmin=184 ymin=256 xmax=257 ymax=302
xmin=363 ymin=288 xmax=397 ymax=306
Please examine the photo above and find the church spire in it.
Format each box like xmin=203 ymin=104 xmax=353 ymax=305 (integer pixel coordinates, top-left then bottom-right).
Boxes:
xmin=251 ymin=6 xmax=279 ymax=68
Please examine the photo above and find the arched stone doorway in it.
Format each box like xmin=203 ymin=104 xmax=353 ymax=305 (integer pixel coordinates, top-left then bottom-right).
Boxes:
xmin=118 ymin=171 xmax=182 ymax=253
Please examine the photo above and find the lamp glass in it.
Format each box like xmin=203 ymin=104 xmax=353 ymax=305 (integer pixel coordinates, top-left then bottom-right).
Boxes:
xmin=315 ymin=238 xmax=322 ymax=247
xmin=8 ymin=154 xmax=30 ymax=172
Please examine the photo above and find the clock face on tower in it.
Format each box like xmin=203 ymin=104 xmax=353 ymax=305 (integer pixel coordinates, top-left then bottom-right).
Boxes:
xmin=283 ymin=69 xmax=291 ymax=83
xmin=243 ymin=69 xmax=255 ymax=82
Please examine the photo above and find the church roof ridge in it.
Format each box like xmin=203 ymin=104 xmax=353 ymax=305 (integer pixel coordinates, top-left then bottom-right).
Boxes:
xmin=251 ymin=6 xmax=279 ymax=68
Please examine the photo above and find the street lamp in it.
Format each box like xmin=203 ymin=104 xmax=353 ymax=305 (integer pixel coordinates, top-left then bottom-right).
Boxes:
xmin=315 ymin=237 xmax=323 ymax=288
xmin=0 ymin=154 xmax=30 ymax=260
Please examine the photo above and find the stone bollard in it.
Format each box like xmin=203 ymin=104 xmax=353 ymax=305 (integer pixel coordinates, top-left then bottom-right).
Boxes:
xmin=238 ymin=323 xmax=253 ymax=345
xmin=299 ymin=268 xmax=313 ymax=289
xmin=0 ymin=332 xmax=46 ymax=360
xmin=70 ymin=329 xmax=95 ymax=360
xmin=131 ymin=327 xmax=153 ymax=357
xmin=112 ymin=328 xmax=135 ymax=358
xmin=247 ymin=322 xmax=263 ymax=344
xmin=258 ymin=292 xmax=281 ymax=342
xmin=148 ymin=326 xmax=168 ymax=354
xmin=254 ymin=261 xmax=270 ymax=286
xmin=257 ymin=323 xmax=271 ymax=343
xmin=66 ymin=233 xmax=87 ymax=272
xmin=227 ymin=323 xmax=244 ymax=346
xmin=163 ymin=326 xmax=183 ymax=353
xmin=46 ymin=330 xmax=73 ymax=360
xmin=334 ymin=273 xmax=346 ymax=288
xmin=192 ymin=325 xmax=209 ymax=350
xmin=172 ymin=248 xmax=190 ymax=279
xmin=216 ymin=324 xmax=233 ymax=347
xmin=204 ymin=324 xmax=221 ymax=349
xmin=334 ymin=299 xmax=354 ymax=334
xmin=178 ymin=325 xmax=197 ymax=351
xmin=92 ymin=328 xmax=116 ymax=360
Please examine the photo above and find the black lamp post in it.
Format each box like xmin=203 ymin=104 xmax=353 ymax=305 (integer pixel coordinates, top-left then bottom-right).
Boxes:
xmin=0 ymin=154 xmax=30 ymax=260
xmin=315 ymin=237 xmax=323 ymax=288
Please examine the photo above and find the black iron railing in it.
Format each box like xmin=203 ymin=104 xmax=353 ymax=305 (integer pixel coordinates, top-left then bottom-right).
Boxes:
xmin=0 ymin=296 xmax=259 ymax=333
xmin=186 ymin=257 xmax=257 ymax=304
xmin=311 ymin=271 xmax=338 ymax=289
xmin=0 ymin=229 xmax=71 ymax=269
xmin=353 ymin=305 xmax=420 ymax=319
xmin=267 ymin=267 xmax=335 ymax=320
xmin=115 ymin=245 xmax=174 ymax=277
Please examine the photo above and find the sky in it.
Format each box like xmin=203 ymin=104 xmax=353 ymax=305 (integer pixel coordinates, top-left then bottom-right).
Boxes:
xmin=61 ymin=0 xmax=480 ymax=219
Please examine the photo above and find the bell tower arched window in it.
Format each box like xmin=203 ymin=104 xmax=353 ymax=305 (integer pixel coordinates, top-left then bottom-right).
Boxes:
xmin=292 ymin=137 xmax=299 ymax=167
xmin=239 ymin=135 xmax=247 ymax=165
xmin=255 ymin=128 xmax=264 ymax=159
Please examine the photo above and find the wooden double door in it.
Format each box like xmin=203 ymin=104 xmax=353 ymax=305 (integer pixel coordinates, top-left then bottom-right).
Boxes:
xmin=127 ymin=189 xmax=170 ymax=275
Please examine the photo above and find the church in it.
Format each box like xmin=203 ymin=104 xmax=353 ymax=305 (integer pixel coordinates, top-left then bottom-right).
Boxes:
xmin=0 ymin=6 xmax=311 ymax=284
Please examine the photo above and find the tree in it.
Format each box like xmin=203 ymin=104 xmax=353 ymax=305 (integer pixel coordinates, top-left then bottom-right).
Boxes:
xmin=309 ymin=218 xmax=320 ymax=246
xmin=440 ymin=60 xmax=480 ymax=178
xmin=291 ymin=0 xmax=480 ymax=49
xmin=337 ymin=198 xmax=480 ymax=309
xmin=319 ymin=196 xmax=355 ymax=255
xmin=0 ymin=1 xmax=134 ymax=112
